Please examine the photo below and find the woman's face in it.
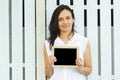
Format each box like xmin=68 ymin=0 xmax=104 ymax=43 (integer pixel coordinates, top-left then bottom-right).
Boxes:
xmin=58 ymin=9 xmax=74 ymax=33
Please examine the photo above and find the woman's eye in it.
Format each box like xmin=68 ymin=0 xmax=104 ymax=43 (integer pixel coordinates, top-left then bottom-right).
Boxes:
xmin=58 ymin=17 xmax=71 ymax=21
xmin=66 ymin=17 xmax=71 ymax=19
xmin=58 ymin=18 xmax=63 ymax=21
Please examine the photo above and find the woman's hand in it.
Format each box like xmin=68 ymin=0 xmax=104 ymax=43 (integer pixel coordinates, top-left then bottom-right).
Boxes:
xmin=75 ymin=57 xmax=84 ymax=73
xmin=75 ymin=57 xmax=84 ymax=66
xmin=48 ymin=55 xmax=57 ymax=66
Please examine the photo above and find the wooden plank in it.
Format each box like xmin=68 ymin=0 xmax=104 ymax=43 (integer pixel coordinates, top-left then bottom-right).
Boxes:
xmin=12 ymin=0 xmax=23 ymax=80
xmin=59 ymin=0 xmax=70 ymax=5
xmin=0 ymin=0 xmax=9 ymax=80
xmin=25 ymin=0 xmax=35 ymax=80
xmin=36 ymin=0 xmax=46 ymax=80
xmin=114 ymin=0 xmax=120 ymax=79
xmin=73 ymin=0 xmax=84 ymax=36
xmin=100 ymin=0 xmax=112 ymax=79
xmin=87 ymin=0 xmax=99 ymax=80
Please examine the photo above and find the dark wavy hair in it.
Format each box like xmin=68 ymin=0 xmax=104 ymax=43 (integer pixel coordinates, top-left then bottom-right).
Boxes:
xmin=48 ymin=5 xmax=75 ymax=49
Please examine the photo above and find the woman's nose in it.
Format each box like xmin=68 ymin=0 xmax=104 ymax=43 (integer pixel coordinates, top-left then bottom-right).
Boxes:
xmin=63 ymin=19 xmax=68 ymax=24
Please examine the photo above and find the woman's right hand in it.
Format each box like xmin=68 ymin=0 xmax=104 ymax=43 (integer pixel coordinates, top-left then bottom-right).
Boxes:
xmin=45 ymin=55 xmax=56 ymax=77
xmin=48 ymin=55 xmax=57 ymax=66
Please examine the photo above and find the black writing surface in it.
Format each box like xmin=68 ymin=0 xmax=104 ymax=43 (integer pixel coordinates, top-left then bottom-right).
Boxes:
xmin=54 ymin=48 xmax=77 ymax=67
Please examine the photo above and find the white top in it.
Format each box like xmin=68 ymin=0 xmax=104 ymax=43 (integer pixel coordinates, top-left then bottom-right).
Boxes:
xmin=45 ymin=32 xmax=88 ymax=80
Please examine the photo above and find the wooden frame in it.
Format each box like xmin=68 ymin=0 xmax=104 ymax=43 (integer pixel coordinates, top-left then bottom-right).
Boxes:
xmin=52 ymin=46 xmax=79 ymax=67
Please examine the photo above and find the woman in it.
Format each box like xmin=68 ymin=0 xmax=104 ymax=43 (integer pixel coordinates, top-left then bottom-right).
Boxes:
xmin=44 ymin=4 xmax=92 ymax=80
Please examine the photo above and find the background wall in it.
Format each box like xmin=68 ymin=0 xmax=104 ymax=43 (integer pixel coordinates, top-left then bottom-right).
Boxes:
xmin=0 ymin=0 xmax=37 ymax=80
xmin=0 ymin=0 xmax=120 ymax=80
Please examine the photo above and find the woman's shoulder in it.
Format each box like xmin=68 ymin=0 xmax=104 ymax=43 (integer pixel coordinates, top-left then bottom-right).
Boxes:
xmin=45 ymin=38 xmax=49 ymax=43
xmin=74 ymin=32 xmax=88 ymax=41
xmin=44 ymin=39 xmax=50 ymax=46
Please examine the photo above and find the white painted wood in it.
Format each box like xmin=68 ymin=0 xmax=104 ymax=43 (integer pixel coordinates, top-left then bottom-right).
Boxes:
xmin=114 ymin=0 xmax=120 ymax=79
xmin=100 ymin=0 xmax=112 ymax=79
xmin=0 ymin=66 xmax=9 ymax=80
xmin=87 ymin=0 xmax=98 ymax=80
xmin=25 ymin=0 xmax=35 ymax=80
xmin=59 ymin=0 xmax=70 ymax=5
xmin=73 ymin=2 xmax=84 ymax=36
xmin=12 ymin=0 xmax=23 ymax=80
xmin=1 ymin=0 xmax=120 ymax=80
xmin=36 ymin=0 xmax=46 ymax=80
xmin=0 ymin=0 xmax=9 ymax=80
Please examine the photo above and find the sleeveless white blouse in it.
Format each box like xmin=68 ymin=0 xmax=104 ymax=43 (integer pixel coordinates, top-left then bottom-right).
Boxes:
xmin=45 ymin=32 xmax=88 ymax=80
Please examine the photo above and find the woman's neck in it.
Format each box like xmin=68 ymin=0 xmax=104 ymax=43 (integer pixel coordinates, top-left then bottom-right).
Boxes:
xmin=59 ymin=31 xmax=74 ymax=44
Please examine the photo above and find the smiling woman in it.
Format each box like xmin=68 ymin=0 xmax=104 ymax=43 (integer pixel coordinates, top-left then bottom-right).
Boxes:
xmin=44 ymin=5 xmax=92 ymax=80
xmin=58 ymin=9 xmax=74 ymax=33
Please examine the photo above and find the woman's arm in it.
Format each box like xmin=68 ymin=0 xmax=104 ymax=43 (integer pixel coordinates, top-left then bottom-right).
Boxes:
xmin=76 ymin=41 xmax=92 ymax=75
xmin=44 ymin=44 xmax=53 ymax=78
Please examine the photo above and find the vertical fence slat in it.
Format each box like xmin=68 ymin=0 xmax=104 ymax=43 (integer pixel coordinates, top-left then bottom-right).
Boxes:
xmin=59 ymin=0 xmax=70 ymax=5
xmin=100 ymin=0 xmax=112 ymax=79
xmin=0 ymin=0 xmax=9 ymax=80
xmin=74 ymin=1 xmax=84 ymax=36
xmin=87 ymin=0 xmax=98 ymax=80
xmin=114 ymin=0 xmax=120 ymax=79
xmin=12 ymin=0 xmax=23 ymax=80
xmin=25 ymin=0 xmax=35 ymax=80
xmin=36 ymin=0 xmax=46 ymax=80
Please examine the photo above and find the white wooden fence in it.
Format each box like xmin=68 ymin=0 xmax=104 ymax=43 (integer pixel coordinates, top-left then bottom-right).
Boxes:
xmin=0 ymin=0 xmax=120 ymax=80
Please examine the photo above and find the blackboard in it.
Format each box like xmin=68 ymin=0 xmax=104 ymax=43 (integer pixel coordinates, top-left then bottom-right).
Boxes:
xmin=52 ymin=46 xmax=79 ymax=67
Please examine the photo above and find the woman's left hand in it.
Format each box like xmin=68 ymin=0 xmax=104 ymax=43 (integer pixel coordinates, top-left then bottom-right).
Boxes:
xmin=75 ymin=57 xmax=84 ymax=73
xmin=75 ymin=57 xmax=84 ymax=66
